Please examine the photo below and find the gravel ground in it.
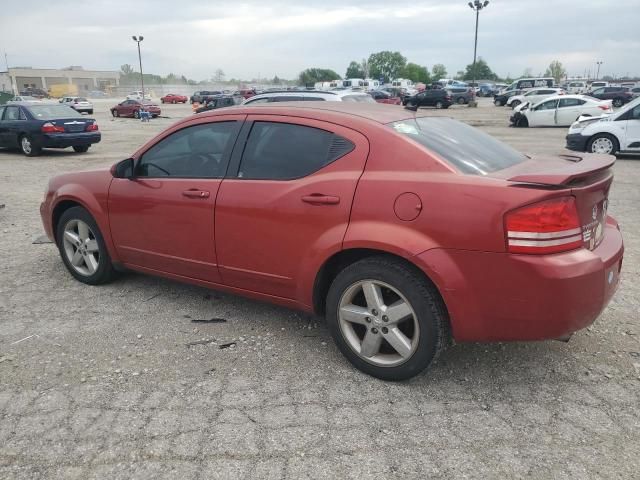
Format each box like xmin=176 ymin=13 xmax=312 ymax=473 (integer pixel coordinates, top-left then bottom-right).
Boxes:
xmin=0 ymin=98 xmax=639 ymax=479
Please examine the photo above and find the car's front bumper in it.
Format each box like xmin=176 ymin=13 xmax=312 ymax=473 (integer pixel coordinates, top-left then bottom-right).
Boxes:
xmin=38 ymin=132 xmax=101 ymax=148
xmin=566 ymin=132 xmax=590 ymax=152
xmin=415 ymin=219 xmax=624 ymax=342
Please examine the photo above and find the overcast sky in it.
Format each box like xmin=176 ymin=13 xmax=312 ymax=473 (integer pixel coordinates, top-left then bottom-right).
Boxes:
xmin=1 ymin=0 xmax=638 ymax=81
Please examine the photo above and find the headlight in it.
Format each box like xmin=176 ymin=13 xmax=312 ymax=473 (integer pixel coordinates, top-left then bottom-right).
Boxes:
xmin=568 ymin=122 xmax=583 ymax=133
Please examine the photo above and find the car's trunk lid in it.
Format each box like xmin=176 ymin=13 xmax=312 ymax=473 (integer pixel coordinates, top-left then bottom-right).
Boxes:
xmin=48 ymin=118 xmax=93 ymax=133
xmin=492 ymin=153 xmax=615 ymax=251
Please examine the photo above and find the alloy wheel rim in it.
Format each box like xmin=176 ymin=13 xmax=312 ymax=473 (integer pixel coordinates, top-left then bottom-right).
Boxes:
xmin=592 ymin=137 xmax=613 ymax=154
xmin=62 ymin=219 xmax=100 ymax=276
xmin=21 ymin=137 xmax=31 ymax=154
xmin=338 ymin=280 xmax=419 ymax=367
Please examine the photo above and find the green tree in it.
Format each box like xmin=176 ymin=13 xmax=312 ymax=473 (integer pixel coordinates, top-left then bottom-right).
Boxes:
xmin=272 ymin=75 xmax=282 ymax=85
xmin=298 ymin=68 xmax=341 ymax=86
xmin=368 ymin=51 xmax=407 ymax=83
xmin=401 ymin=63 xmax=431 ymax=84
xmin=522 ymin=67 xmax=533 ymax=78
xmin=213 ymin=69 xmax=225 ymax=82
xmin=120 ymin=64 xmax=134 ymax=76
xmin=544 ymin=60 xmax=566 ymax=84
xmin=431 ymin=64 xmax=448 ymax=81
xmin=345 ymin=61 xmax=365 ymax=79
xmin=463 ymin=57 xmax=498 ymax=81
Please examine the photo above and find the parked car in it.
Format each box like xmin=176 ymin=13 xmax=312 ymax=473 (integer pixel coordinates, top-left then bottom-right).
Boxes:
xmin=59 ymin=97 xmax=94 ymax=114
xmin=510 ymin=95 xmax=612 ymax=127
xmin=234 ymin=89 xmax=257 ymax=99
xmin=243 ymin=90 xmax=375 ymax=104
xmin=566 ymin=81 xmax=587 ymax=94
xmin=566 ymin=97 xmax=640 ymax=155
xmin=19 ymin=88 xmax=49 ymax=99
xmin=160 ymin=93 xmax=188 ymax=104
xmin=493 ymin=89 xmax=523 ymax=107
xmin=369 ymin=90 xmax=402 ymax=105
xmin=631 ymin=87 xmax=640 ymax=98
xmin=0 ymin=103 xmax=100 ymax=156
xmin=445 ymin=87 xmax=473 ymax=105
xmin=507 ymin=88 xmax=565 ymax=108
xmin=404 ymin=89 xmax=453 ymax=109
xmin=194 ymin=95 xmax=242 ymax=113
xmin=588 ymin=86 xmax=633 ymax=108
xmin=39 ymin=103 xmax=623 ymax=380
xmin=477 ymin=84 xmax=497 ymax=97
xmin=588 ymin=81 xmax=608 ymax=92
xmin=190 ymin=91 xmax=223 ymax=104
xmin=110 ymin=100 xmax=161 ymax=118
xmin=87 ymin=90 xmax=108 ymax=98
xmin=126 ymin=91 xmax=151 ymax=101
xmin=7 ymin=95 xmax=41 ymax=104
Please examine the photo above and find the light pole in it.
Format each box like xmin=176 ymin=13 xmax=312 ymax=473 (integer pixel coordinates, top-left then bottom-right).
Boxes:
xmin=468 ymin=0 xmax=489 ymax=107
xmin=131 ymin=36 xmax=145 ymax=100
xmin=596 ymin=61 xmax=603 ymax=81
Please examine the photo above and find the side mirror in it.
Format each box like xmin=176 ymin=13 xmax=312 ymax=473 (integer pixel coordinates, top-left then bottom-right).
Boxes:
xmin=111 ymin=158 xmax=134 ymax=179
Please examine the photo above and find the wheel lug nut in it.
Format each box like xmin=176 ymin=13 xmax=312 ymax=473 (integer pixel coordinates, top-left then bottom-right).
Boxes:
xmin=365 ymin=317 xmax=371 ymax=323
xmin=371 ymin=328 xmax=379 ymax=334
xmin=382 ymin=315 xmax=389 ymax=322
xmin=372 ymin=309 xmax=378 ymax=316
xmin=382 ymin=327 xmax=388 ymax=334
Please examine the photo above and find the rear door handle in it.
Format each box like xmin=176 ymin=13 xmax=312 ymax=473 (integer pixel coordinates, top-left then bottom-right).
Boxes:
xmin=182 ymin=189 xmax=210 ymax=199
xmin=301 ymin=194 xmax=340 ymax=205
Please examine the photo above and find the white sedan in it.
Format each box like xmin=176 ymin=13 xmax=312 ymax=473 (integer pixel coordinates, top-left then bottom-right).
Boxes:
xmin=510 ymin=95 xmax=613 ymax=128
xmin=507 ymin=88 xmax=565 ymax=108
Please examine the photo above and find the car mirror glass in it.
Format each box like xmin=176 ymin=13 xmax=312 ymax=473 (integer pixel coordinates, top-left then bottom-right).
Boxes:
xmin=111 ymin=158 xmax=134 ymax=179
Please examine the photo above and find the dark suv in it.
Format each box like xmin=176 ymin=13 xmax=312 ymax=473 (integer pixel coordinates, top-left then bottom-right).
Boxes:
xmin=190 ymin=90 xmax=223 ymax=104
xmin=404 ymin=89 xmax=453 ymax=109
xmin=589 ymin=87 xmax=633 ymax=108
xmin=446 ymin=87 xmax=473 ymax=105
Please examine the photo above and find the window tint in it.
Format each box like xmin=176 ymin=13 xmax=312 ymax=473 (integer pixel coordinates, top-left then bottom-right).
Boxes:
xmin=137 ymin=122 xmax=238 ymax=178
xmin=5 ymin=107 xmax=22 ymax=120
xmin=0 ymin=106 xmax=5 ymax=119
xmin=271 ymin=96 xmax=302 ymax=102
xmin=591 ymin=88 xmax=605 ymax=95
xmin=558 ymin=98 xmax=586 ymax=108
xmin=245 ymin=97 xmax=270 ymax=104
xmin=391 ymin=117 xmax=526 ymax=175
xmin=27 ymin=105 xmax=81 ymax=119
xmin=534 ymin=99 xmax=558 ymax=111
xmin=631 ymin=105 xmax=640 ymax=120
xmin=238 ymin=122 xmax=354 ymax=180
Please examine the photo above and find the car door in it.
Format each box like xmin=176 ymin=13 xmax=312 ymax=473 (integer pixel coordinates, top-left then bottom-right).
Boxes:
xmin=528 ymin=99 xmax=558 ymax=126
xmin=214 ymin=116 xmax=369 ymax=299
xmin=0 ymin=106 xmax=27 ymax=147
xmin=620 ymin=103 xmax=640 ymax=150
xmin=108 ymin=116 xmax=244 ymax=282
xmin=556 ymin=97 xmax=587 ymax=125
xmin=0 ymin=106 xmax=7 ymax=147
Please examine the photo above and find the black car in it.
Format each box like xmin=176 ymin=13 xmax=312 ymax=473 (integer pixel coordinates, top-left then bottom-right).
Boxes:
xmin=190 ymin=90 xmax=223 ymax=104
xmin=19 ymin=87 xmax=49 ymax=99
xmin=446 ymin=87 xmax=473 ymax=105
xmin=588 ymin=86 xmax=633 ymax=108
xmin=194 ymin=95 xmax=242 ymax=113
xmin=0 ymin=103 xmax=100 ymax=157
xmin=493 ymin=89 xmax=524 ymax=107
xmin=404 ymin=89 xmax=453 ymax=110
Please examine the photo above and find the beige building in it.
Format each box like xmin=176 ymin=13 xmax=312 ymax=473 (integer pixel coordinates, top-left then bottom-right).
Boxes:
xmin=1 ymin=66 xmax=119 ymax=93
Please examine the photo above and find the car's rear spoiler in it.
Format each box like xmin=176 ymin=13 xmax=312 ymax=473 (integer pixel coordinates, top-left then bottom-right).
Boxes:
xmin=494 ymin=154 xmax=616 ymax=187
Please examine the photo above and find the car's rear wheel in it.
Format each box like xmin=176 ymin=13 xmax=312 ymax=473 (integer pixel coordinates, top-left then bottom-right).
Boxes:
xmin=172 ymin=100 xmax=177 ymax=104
xmin=612 ymin=98 xmax=624 ymax=108
xmin=134 ymin=110 xmax=140 ymax=119
xmin=435 ymin=101 xmax=443 ymax=109
xmin=73 ymin=145 xmax=89 ymax=153
xmin=457 ymin=97 xmax=465 ymax=105
xmin=494 ymin=99 xmax=502 ymax=106
xmin=56 ymin=207 xmax=117 ymax=285
xmin=587 ymin=133 xmax=619 ymax=155
xmin=326 ymin=257 xmax=448 ymax=381
xmin=112 ymin=109 xmax=119 ymax=117
xmin=20 ymin=134 xmax=42 ymax=157
xmin=511 ymin=100 xmax=521 ymax=108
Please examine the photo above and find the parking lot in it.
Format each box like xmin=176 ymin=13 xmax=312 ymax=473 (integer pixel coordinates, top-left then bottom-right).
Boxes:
xmin=1 ymin=98 xmax=639 ymax=479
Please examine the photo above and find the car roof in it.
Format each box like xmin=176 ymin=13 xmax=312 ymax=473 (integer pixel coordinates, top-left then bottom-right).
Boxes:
xmin=244 ymin=90 xmax=371 ymax=103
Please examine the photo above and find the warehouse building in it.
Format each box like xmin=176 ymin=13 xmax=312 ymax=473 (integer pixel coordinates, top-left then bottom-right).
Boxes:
xmin=0 ymin=66 xmax=120 ymax=93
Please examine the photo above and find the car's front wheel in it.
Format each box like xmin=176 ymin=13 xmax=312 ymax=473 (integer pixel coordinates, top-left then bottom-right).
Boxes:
xmin=587 ymin=133 xmax=619 ymax=155
xmin=511 ymin=100 xmax=521 ymax=108
xmin=494 ymin=99 xmax=503 ymax=106
xmin=56 ymin=206 xmax=117 ymax=285
xmin=134 ymin=110 xmax=140 ymax=119
xmin=112 ymin=109 xmax=119 ymax=117
xmin=326 ymin=257 xmax=448 ymax=381
xmin=457 ymin=97 xmax=465 ymax=105
xmin=435 ymin=101 xmax=444 ymax=109
xmin=20 ymin=134 xmax=42 ymax=157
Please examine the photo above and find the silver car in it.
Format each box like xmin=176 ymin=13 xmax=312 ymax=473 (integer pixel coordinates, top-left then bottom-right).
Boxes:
xmin=59 ymin=97 xmax=94 ymax=114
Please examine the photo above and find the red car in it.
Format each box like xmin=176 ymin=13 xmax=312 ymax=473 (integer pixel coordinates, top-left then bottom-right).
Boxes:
xmin=161 ymin=93 xmax=188 ymax=104
xmin=110 ymin=100 xmax=161 ymax=119
xmin=369 ymin=90 xmax=402 ymax=105
xmin=40 ymin=103 xmax=623 ymax=380
xmin=235 ymin=89 xmax=256 ymax=99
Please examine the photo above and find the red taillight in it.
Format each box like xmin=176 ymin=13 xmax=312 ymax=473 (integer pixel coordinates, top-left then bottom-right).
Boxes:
xmin=505 ymin=196 xmax=582 ymax=254
xmin=86 ymin=123 xmax=98 ymax=132
xmin=598 ymin=105 xmax=611 ymax=111
xmin=41 ymin=122 xmax=64 ymax=133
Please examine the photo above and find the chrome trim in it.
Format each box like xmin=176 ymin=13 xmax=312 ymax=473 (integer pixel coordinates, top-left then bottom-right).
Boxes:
xmin=507 ymin=228 xmax=581 ymax=239
xmin=508 ymin=234 xmax=583 ymax=247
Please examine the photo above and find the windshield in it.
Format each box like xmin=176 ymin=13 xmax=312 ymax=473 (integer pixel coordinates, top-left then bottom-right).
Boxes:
xmin=341 ymin=94 xmax=375 ymax=103
xmin=390 ymin=117 xmax=526 ymax=175
xmin=27 ymin=105 xmax=83 ymax=120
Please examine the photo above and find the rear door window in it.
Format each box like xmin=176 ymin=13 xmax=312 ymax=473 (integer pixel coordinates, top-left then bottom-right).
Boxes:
xmin=237 ymin=121 xmax=354 ymax=180
xmin=558 ymin=98 xmax=586 ymax=108
xmin=390 ymin=117 xmax=526 ymax=175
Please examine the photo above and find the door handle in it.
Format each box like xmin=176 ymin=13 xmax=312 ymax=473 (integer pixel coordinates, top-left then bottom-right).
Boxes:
xmin=301 ymin=194 xmax=340 ymax=205
xmin=182 ymin=189 xmax=210 ymax=199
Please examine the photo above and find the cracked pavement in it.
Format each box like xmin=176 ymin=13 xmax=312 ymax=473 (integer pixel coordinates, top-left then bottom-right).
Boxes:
xmin=0 ymin=99 xmax=639 ymax=479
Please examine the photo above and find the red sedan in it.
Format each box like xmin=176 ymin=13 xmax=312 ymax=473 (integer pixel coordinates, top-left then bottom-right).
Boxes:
xmin=40 ymin=103 xmax=623 ymax=380
xmin=161 ymin=93 xmax=188 ymax=104
xmin=369 ymin=90 xmax=402 ymax=105
xmin=110 ymin=100 xmax=161 ymax=119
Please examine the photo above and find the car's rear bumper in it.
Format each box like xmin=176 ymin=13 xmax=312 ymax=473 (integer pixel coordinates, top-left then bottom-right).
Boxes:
xmin=39 ymin=132 xmax=101 ymax=148
xmin=415 ymin=219 xmax=624 ymax=342
xmin=566 ymin=132 xmax=589 ymax=152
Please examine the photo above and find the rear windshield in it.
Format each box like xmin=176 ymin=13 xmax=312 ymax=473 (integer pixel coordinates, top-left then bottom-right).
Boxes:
xmin=27 ymin=105 xmax=82 ymax=120
xmin=341 ymin=95 xmax=375 ymax=103
xmin=390 ymin=117 xmax=526 ymax=175
xmin=76 ymin=98 xmax=88 ymax=102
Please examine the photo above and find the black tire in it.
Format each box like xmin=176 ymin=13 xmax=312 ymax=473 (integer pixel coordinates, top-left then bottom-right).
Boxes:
xmin=73 ymin=145 xmax=89 ymax=153
xmin=55 ymin=206 xmax=117 ymax=285
xmin=161 ymin=99 xmax=165 ymax=104
xmin=19 ymin=134 xmax=42 ymax=157
xmin=511 ymin=100 xmax=521 ymax=108
xmin=457 ymin=97 xmax=465 ymax=105
xmin=326 ymin=257 xmax=449 ymax=381
xmin=494 ymin=99 xmax=503 ymax=106
xmin=612 ymin=98 xmax=623 ymax=108
xmin=587 ymin=133 xmax=619 ymax=155
xmin=516 ymin=115 xmax=529 ymax=128
xmin=112 ymin=109 xmax=119 ymax=117
xmin=435 ymin=101 xmax=443 ymax=109
xmin=134 ymin=109 xmax=140 ymax=119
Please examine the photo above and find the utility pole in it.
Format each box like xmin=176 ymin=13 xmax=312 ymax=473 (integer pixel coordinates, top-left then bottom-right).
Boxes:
xmin=468 ymin=0 xmax=489 ymax=107
xmin=132 ymin=36 xmax=145 ymax=101
xmin=596 ymin=61 xmax=603 ymax=80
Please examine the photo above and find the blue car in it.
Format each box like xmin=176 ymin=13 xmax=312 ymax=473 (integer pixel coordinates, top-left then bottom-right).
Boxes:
xmin=0 ymin=102 xmax=101 ymax=157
